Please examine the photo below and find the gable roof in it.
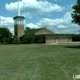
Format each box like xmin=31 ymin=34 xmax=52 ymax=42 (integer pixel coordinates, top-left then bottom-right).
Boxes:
xmin=25 ymin=27 xmax=55 ymax=35
xmin=37 ymin=34 xmax=72 ymax=37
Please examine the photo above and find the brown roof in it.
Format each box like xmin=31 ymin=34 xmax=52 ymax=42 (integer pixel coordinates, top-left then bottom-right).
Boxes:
xmin=25 ymin=27 xmax=55 ymax=35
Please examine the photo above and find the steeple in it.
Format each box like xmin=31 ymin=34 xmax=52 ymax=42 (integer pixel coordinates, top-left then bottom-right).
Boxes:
xmin=13 ymin=0 xmax=25 ymax=38
xmin=18 ymin=0 xmax=20 ymax=16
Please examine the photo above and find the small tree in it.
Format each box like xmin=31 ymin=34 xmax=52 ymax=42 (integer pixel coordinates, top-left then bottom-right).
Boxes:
xmin=1 ymin=37 xmax=8 ymax=44
xmin=21 ymin=35 xmax=34 ymax=44
xmin=12 ymin=36 xmax=20 ymax=44
xmin=72 ymin=34 xmax=80 ymax=41
xmin=25 ymin=27 xmax=31 ymax=31
xmin=25 ymin=27 xmax=35 ymax=32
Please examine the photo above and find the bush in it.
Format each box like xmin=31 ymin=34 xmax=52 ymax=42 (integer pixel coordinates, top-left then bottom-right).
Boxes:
xmin=34 ymin=35 xmax=45 ymax=43
xmin=20 ymin=35 xmax=34 ymax=44
xmin=72 ymin=34 xmax=80 ymax=41
xmin=12 ymin=36 xmax=20 ymax=44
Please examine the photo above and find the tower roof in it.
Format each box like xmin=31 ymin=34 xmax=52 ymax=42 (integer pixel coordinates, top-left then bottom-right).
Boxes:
xmin=13 ymin=16 xmax=25 ymax=20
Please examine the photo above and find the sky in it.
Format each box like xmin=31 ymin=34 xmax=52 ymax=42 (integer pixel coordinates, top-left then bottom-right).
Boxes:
xmin=0 ymin=0 xmax=79 ymax=34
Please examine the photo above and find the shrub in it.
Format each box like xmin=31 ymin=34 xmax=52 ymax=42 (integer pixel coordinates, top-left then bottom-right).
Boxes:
xmin=12 ymin=36 xmax=20 ymax=44
xmin=20 ymin=35 xmax=34 ymax=44
xmin=72 ymin=34 xmax=80 ymax=41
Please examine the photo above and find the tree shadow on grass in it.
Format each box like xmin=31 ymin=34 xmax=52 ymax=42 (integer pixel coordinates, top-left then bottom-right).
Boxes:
xmin=65 ymin=45 xmax=80 ymax=49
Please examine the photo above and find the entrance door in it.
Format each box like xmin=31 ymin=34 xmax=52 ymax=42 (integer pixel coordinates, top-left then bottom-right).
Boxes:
xmin=55 ymin=37 xmax=59 ymax=43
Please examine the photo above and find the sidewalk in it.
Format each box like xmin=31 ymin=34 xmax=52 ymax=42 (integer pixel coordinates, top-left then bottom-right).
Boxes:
xmin=45 ymin=42 xmax=80 ymax=45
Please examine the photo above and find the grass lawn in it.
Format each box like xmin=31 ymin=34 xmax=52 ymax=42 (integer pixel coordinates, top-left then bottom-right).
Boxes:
xmin=0 ymin=44 xmax=80 ymax=80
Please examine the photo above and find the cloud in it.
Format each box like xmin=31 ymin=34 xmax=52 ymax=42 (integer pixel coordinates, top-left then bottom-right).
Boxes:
xmin=1 ymin=0 xmax=79 ymax=34
xmin=5 ymin=0 xmax=65 ymax=17
xmin=0 ymin=11 xmax=80 ymax=34
xmin=54 ymin=0 xmax=58 ymax=1
xmin=35 ymin=12 xmax=80 ymax=34
xmin=0 ymin=16 xmax=14 ymax=34
xmin=26 ymin=23 xmax=40 ymax=28
xmin=24 ymin=11 xmax=80 ymax=34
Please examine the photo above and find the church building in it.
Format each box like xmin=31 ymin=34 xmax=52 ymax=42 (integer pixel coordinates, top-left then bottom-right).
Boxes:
xmin=13 ymin=0 xmax=72 ymax=44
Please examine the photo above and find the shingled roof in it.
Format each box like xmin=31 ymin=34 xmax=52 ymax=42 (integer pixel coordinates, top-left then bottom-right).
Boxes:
xmin=25 ymin=27 xmax=55 ymax=35
xmin=25 ymin=28 xmax=43 ymax=35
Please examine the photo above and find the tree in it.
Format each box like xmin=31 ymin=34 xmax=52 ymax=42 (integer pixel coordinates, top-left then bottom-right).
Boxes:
xmin=25 ymin=27 xmax=35 ymax=32
xmin=1 ymin=37 xmax=8 ymax=44
xmin=71 ymin=0 xmax=80 ymax=25
xmin=72 ymin=34 xmax=80 ymax=41
xmin=25 ymin=27 xmax=31 ymax=31
xmin=0 ymin=27 xmax=12 ymax=44
xmin=12 ymin=36 xmax=20 ymax=44
xmin=20 ymin=35 xmax=34 ymax=44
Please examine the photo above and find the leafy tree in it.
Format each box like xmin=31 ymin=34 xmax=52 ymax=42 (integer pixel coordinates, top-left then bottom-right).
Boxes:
xmin=0 ymin=27 xmax=12 ymax=44
xmin=25 ymin=27 xmax=31 ymax=31
xmin=8 ymin=37 xmax=13 ymax=44
xmin=1 ymin=37 xmax=7 ymax=44
xmin=71 ymin=0 xmax=80 ymax=25
xmin=25 ymin=27 xmax=35 ymax=32
xmin=12 ymin=36 xmax=20 ymax=44
xmin=20 ymin=35 xmax=34 ymax=44
xmin=72 ymin=34 xmax=80 ymax=41
xmin=34 ymin=35 xmax=45 ymax=43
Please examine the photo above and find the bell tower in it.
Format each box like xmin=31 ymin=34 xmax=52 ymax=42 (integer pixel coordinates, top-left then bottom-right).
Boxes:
xmin=13 ymin=0 xmax=25 ymax=38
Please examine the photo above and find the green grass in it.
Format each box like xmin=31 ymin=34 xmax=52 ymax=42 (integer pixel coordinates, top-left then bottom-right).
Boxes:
xmin=0 ymin=44 xmax=80 ymax=80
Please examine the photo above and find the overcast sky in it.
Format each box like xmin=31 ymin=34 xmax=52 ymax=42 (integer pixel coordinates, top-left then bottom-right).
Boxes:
xmin=0 ymin=0 xmax=80 ymax=34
